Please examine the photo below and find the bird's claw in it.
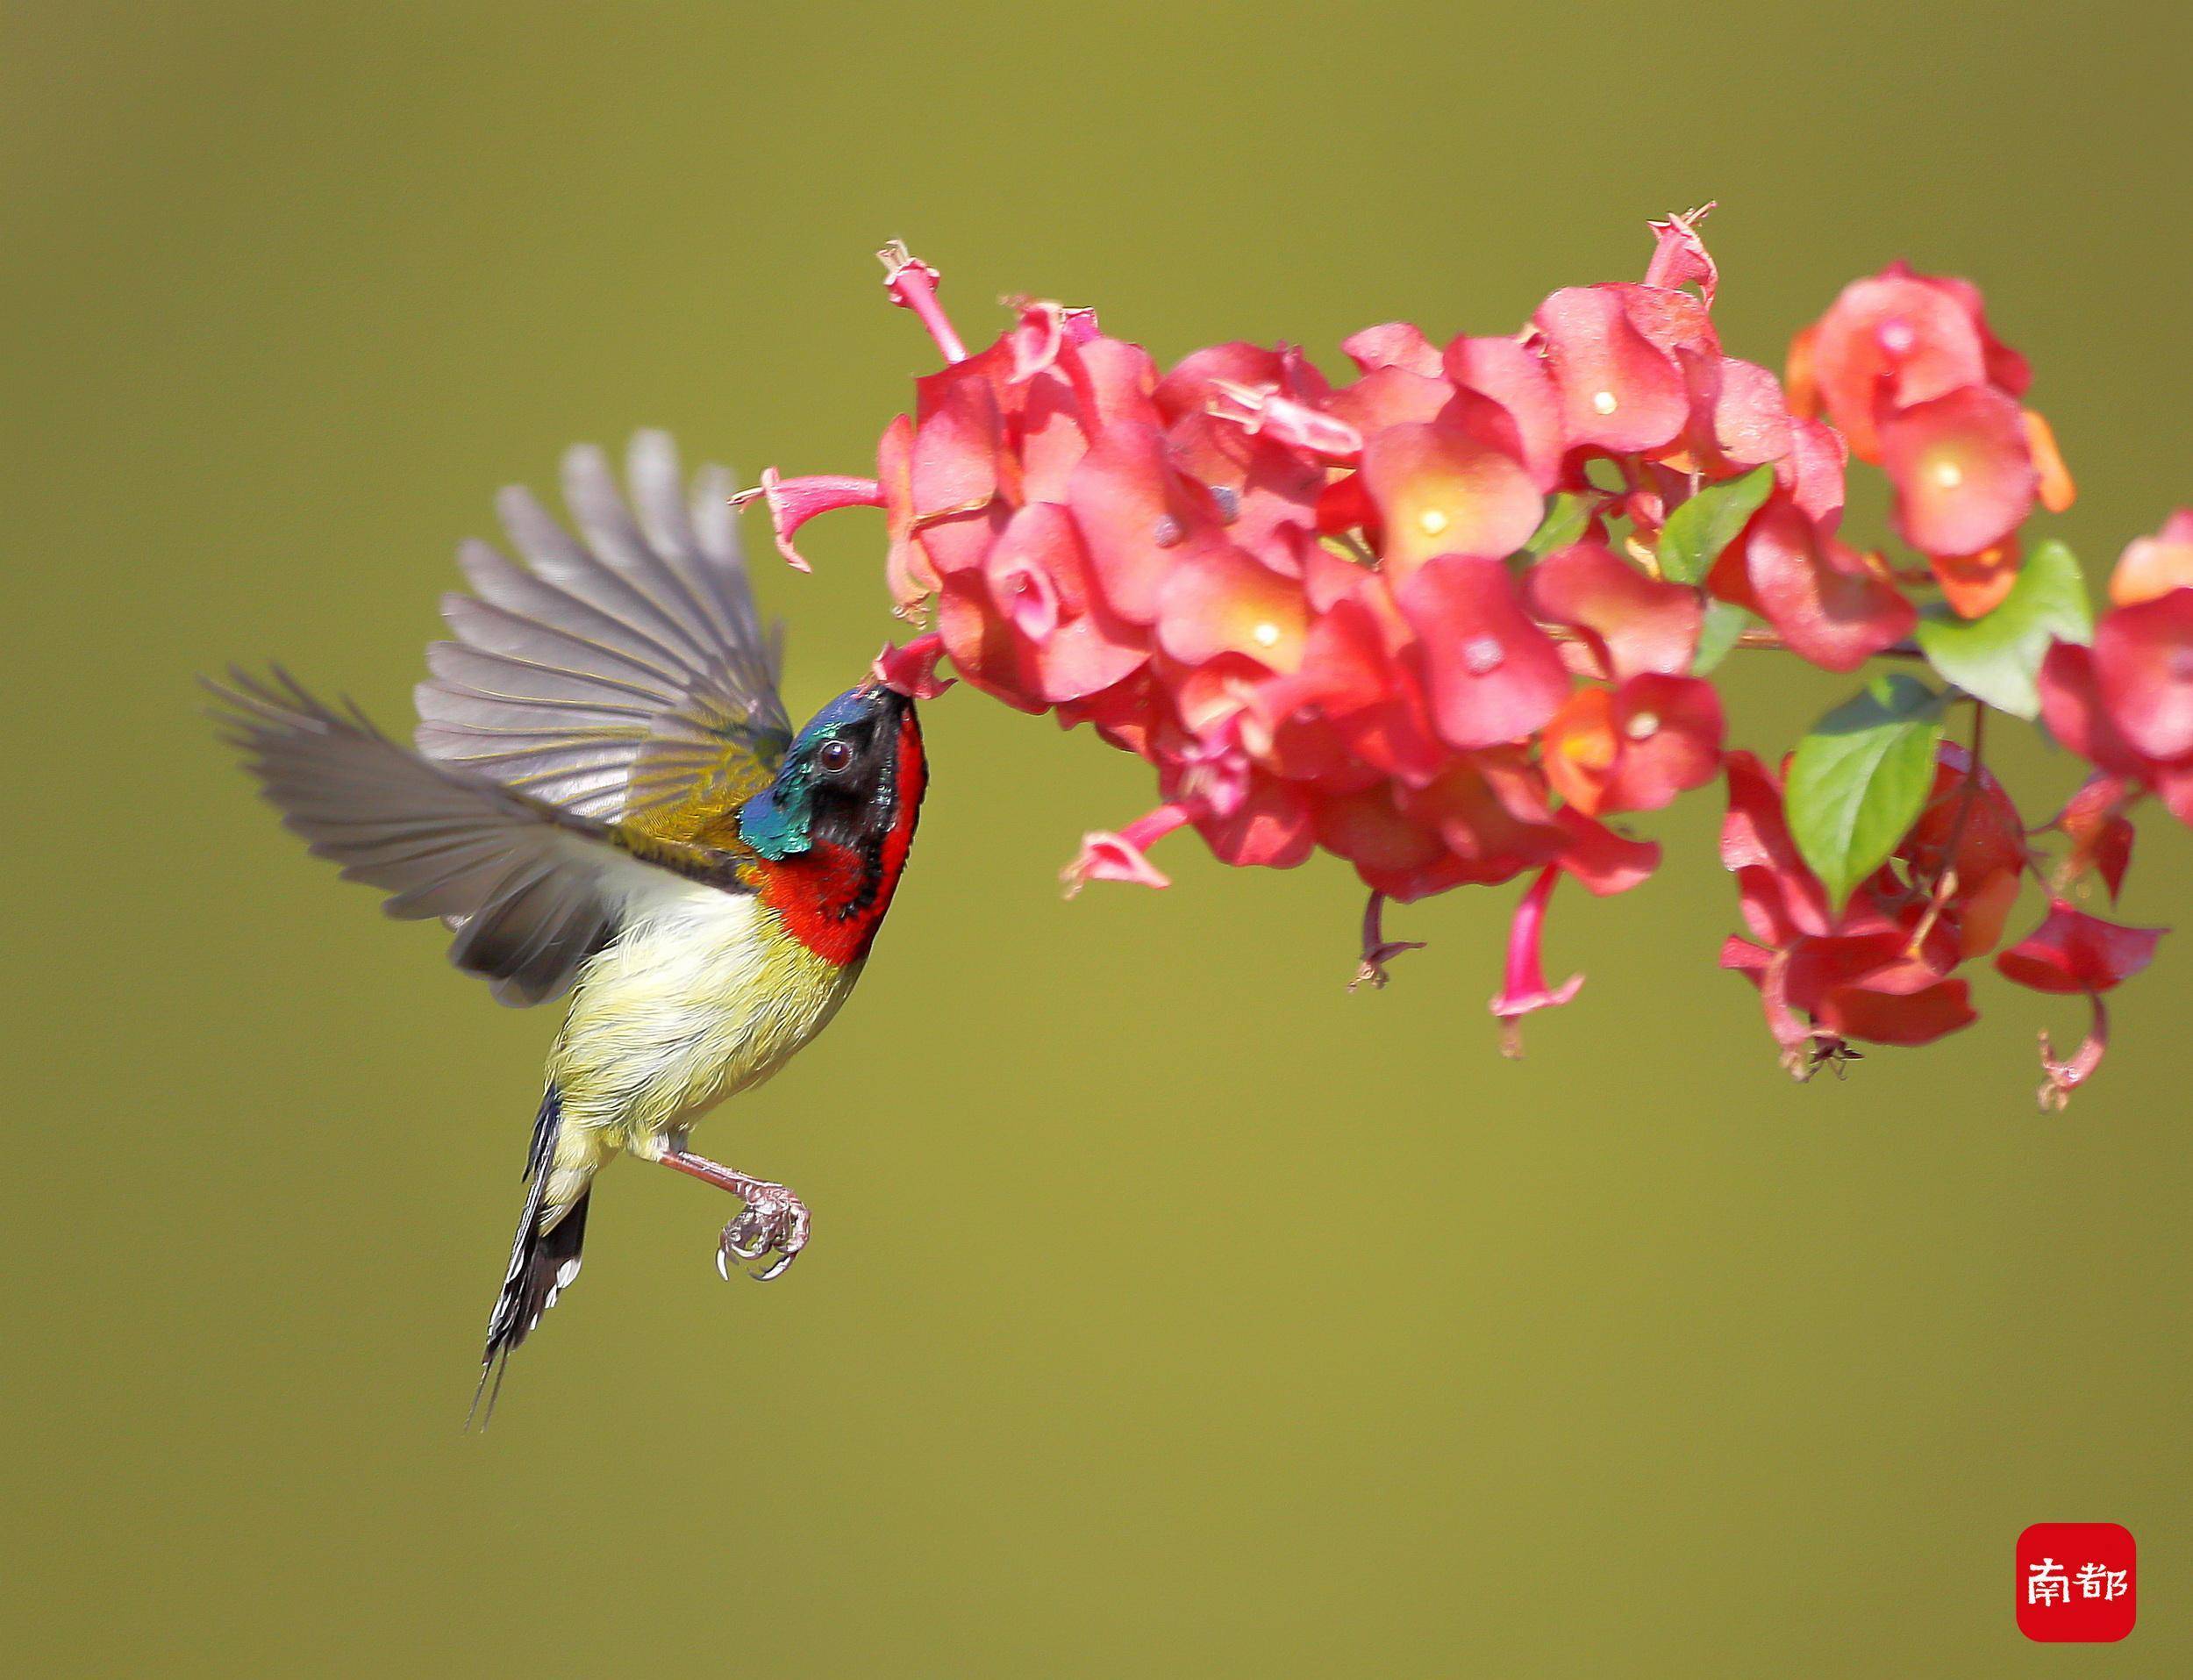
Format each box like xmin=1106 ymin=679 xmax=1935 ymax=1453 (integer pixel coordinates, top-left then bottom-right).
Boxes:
xmin=717 ymin=1182 xmax=811 ymax=1283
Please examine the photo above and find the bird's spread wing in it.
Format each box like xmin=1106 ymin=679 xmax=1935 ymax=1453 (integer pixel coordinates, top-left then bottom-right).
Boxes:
xmin=413 ymin=431 xmax=792 ymax=832
xmin=209 ymin=669 xmax=742 ymax=1006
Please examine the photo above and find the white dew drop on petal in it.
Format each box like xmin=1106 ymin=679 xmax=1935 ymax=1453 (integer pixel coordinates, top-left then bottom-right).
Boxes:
xmin=1252 ymin=621 xmax=1281 ymax=649
xmin=1462 ymin=634 xmax=1505 ymax=676
xmin=1625 ymin=711 xmax=1661 ymax=740
xmin=1419 ymin=508 xmax=1451 ymax=536
xmin=1591 ymin=390 xmax=1618 ymax=416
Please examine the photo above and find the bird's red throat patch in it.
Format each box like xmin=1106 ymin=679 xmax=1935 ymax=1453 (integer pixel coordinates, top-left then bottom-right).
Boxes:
xmin=754 ymin=709 xmax=926 ymax=968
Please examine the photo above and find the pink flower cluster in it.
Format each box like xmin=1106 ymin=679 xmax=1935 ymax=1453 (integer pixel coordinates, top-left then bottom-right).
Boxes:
xmin=744 ymin=222 xmax=2175 ymax=1102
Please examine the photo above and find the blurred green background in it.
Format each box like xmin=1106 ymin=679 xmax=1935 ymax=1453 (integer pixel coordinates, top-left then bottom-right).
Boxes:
xmin=7 ymin=2 xmax=2189 ymax=1672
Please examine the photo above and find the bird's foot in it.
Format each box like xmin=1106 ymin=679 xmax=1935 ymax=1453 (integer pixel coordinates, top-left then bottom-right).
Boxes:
xmin=717 ymin=1182 xmax=811 ymax=1283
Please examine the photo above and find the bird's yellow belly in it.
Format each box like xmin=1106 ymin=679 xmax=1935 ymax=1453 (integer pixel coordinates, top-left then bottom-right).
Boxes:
xmin=542 ymin=886 xmax=860 ymax=1188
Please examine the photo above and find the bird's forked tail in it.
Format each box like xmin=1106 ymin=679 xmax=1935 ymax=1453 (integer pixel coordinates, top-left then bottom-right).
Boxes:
xmin=470 ymin=1086 xmax=588 ymax=1426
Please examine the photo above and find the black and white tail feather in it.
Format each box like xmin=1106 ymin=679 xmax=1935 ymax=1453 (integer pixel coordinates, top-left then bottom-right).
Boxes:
xmin=470 ymin=1087 xmax=589 ymax=1427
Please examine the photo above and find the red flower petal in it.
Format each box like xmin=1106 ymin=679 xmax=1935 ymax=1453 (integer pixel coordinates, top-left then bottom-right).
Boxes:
xmin=1441 ymin=335 xmax=1567 ymax=490
xmin=1721 ymin=750 xmax=1834 ymax=941
xmin=1066 ymin=422 xmax=1224 ymax=624
xmin=1532 ymin=286 xmax=1689 ymax=456
xmin=1706 ymin=356 xmax=1794 ymax=472
xmin=1312 ymin=784 xmax=1459 ymax=901
xmin=1643 ymin=203 xmax=1718 ymax=304
xmin=871 ymin=633 xmax=955 ymax=699
xmin=1060 ymin=336 xmax=1164 ymax=433
xmin=1777 ymin=417 xmax=1849 ymax=531
xmin=1361 ymin=421 xmax=1544 ymax=580
xmin=1153 ymin=342 xmax=1329 ymax=422
xmin=1816 ymin=975 xmax=1976 ymax=1046
xmin=2095 ymin=586 xmax=2193 ymax=761
xmin=1323 ymin=366 xmax=1453 ymax=436
xmin=1339 ymin=323 xmax=1443 ymax=378
xmin=1928 ymin=543 xmax=2021 ymax=620
xmin=1191 ymin=773 xmax=1316 ymax=869
xmin=936 ymin=569 xmax=1043 ymax=712
xmin=910 ymin=366 xmax=1008 ymax=523
xmin=1996 ymin=902 xmax=2165 ymax=994
xmin=1602 ymin=675 xmax=1725 ymax=813
xmin=1397 ymin=554 xmax=1572 ymax=749
xmin=1554 ymin=808 xmax=1661 ymax=895
xmin=1792 ymin=269 xmax=1989 ymax=461
xmin=2054 ymin=773 xmax=2136 ymax=901
xmin=981 ymin=503 xmax=1149 ymax=704
xmin=1155 ymin=546 xmax=1310 ymax=671
xmin=1398 ymin=750 xmax=1567 ymax=878
xmin=2111 ymin=508 xmax=2193 ymax=607
xmin=1524 ymin=540 xmax=1703 ymax=681
xmin=2036 ymin=642 xmax=2148 ymax=779
xmin=1739 ymin=497 xmax=1916 ymax=672
xmin=878 ymin=415 xmax=939 ymax=612
xmin=1878 ymin=384 xmax=2037 ymax=561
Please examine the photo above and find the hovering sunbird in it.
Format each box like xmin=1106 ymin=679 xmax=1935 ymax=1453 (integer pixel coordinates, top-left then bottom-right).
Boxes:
xmin=208 ymin=433 xmax=926 ymax=1414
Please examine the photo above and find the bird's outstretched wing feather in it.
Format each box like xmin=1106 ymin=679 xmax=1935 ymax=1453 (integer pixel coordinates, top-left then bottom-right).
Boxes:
xmin=414 ymin=431 xmax=791 ymax=830
xmin=208 ymin=668 xmax=739 ymax=1006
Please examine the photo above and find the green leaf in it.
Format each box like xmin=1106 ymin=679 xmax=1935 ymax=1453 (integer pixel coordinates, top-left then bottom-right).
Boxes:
xmin=1692 ymin=601 xmax=1757 ymax=675
xmin=1786 ymin=675 xmax=1949 ymax=910
xmin=1522 ymin=491 xmax=1591 ymax=559
xmin=1655 ymin=464 xmax=1776 ymax=586
xmin=1913 ymin=538 xmax=2093 ymax=718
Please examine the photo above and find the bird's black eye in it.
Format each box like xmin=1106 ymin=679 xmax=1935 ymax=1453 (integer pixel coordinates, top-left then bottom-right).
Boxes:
xmin=817 ymin=739 xmax=854 ymax=775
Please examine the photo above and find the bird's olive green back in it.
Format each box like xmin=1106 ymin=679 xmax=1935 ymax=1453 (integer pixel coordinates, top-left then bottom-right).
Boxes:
xmin=7 ymin=3 xmax=2192 ymax=1676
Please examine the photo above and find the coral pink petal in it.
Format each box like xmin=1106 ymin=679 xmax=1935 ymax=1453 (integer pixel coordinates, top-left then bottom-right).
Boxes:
xmin=2111 ymin=508 xmax=2193 ymax=606
xmin=1525 ymin=540 xmax=1703 ymax=679
xmin=1399 ymin=554 xmax=1573 ymax=750
xmin=1067 ymin=421 xmax=1215 ymax=625
xmin=1154 ymin=545 xmax=1310 ymax=670
xmin=871 ymin=633 xmax=955 ymax=699
xmin=1532 ymin=286 xmax=1689 ymax=456
xmin=1340 ymin=323 xmax=1443 ymax=377
xmin=2095 ymin=587 xmax=2193 ymax=761
xmin=1644 ymin=203 xmax=1718 ymax=304
xmin=1799 ymin=271 xmax=1988 ymax=460
xmin=1878 ymin=384 xmax=2038 ymax=559
xmin=1741 ymin=497 xmax=1916 ymax=672
xmin=1361 ymin=422 xmax=1544 ymax=579
xmin=1996 ymin=901 xmax=2166 ymax=995
xmin=1442 ymin=335 xmax=1567 ymax=490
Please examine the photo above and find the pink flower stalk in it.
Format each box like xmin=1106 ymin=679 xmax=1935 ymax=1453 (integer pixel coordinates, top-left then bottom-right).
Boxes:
xmin=1489 ymin=866 xmax=1585 ymax=1058
xmin=730 ymin=468 xmax=882 ymax=572
xmin=2037 ymin=999 xmax=2109 ymax=1113
xmin=1061 ymin=804 xmax=1193 ymax=897
xmin=878 ymin=240 xmax=967 ymax=363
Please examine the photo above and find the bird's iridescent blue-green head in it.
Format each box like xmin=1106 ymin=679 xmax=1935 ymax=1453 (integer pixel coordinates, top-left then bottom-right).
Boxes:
xmin=738 ymin=682 xmax=918 ymax=861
